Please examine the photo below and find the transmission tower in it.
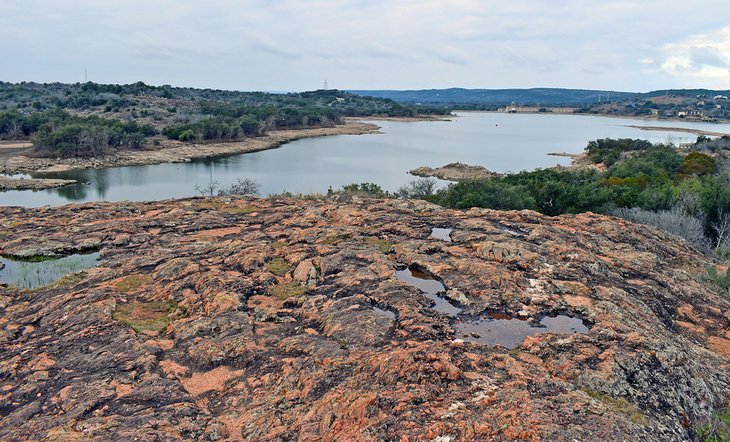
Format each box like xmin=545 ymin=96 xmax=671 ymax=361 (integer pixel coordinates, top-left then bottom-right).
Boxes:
xmin=323 ymin=79 xmax=328 ymax=90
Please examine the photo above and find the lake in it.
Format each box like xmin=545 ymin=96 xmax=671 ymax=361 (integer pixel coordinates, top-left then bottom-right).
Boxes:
xmin=2 ymin=112 xmax=730 ymax=207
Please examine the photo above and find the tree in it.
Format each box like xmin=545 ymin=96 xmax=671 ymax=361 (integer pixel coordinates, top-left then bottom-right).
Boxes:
xmin=396 ymin=178 xmax=437 ymax=199
xmin=218 ymin=178 xmax=261 ymax=196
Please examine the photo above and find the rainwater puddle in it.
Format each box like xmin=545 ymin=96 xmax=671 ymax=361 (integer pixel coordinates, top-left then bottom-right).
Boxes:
xmin=496 ymin=223 xmax=527 ymax=236
xmin=373 ymin=306 xmax=396 ymax=320
xmin=430 ymin=228 xmax=453 ymax=242
xmin=0 ymin=252 xmax=100 ymax=289
xmin=395 ymin=266 xmax=462 ymax=316
xmin=455 ymin=314 xmax=589 ymax=349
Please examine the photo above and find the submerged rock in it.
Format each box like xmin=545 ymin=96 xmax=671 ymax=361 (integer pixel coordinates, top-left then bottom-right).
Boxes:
xmin=0 ymin=197 xmax=728 ymax=441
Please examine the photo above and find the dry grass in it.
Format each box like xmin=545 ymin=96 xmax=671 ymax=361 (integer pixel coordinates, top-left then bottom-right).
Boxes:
xmin=115 ymin=274 xmax=153 ymax=293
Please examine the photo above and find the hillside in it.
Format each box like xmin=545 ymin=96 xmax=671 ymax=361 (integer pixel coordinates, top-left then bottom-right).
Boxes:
xmin=0 ymin=197 xmax=728 ymax=440
xmin=348 ymin=87 xmax=641 ymax=106
xmin=349 ymin=87 xmax=730 ymax=120
xmin=0 ymin=81 xmax=449 ymax=158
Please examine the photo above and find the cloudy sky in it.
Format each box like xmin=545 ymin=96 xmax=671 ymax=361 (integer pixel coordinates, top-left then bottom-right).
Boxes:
xmin=2 ymin=0 xmax=729 ymax=92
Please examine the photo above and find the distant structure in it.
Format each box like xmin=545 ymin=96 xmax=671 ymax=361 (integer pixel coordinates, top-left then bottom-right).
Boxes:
xmin=323 ymin=79 xmax=329 ymax=90
xmin=499 ymin=104 xmax=576 ymax=114
xmin=84 ymin=69 xmax=88 ymax=82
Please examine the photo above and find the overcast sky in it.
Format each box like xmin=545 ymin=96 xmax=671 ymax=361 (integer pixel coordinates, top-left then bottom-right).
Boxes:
xmin=2 ymin=0 xmax=729 ymax=92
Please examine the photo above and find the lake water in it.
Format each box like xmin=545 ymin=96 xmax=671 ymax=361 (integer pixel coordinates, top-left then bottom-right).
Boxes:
xmin=2 ymin=112 xmax=730 ymax=207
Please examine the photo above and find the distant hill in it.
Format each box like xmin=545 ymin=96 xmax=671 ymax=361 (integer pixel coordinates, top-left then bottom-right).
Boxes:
xmin=348 ymin=87 xmax=730 ymax=107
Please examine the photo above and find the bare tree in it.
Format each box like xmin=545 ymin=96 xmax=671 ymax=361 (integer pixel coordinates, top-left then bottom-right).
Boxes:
xmin=218 ymin=178 xmax=261 ymax=196
xmin=194 ymin=181 xmax=219 ymax=197
xmin=713 ymin=209 xmax=730 ymax=252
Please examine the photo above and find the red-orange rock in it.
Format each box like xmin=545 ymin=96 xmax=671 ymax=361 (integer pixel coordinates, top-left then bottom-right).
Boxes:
xmin=0 ymin=197 xmax=727 ymax=441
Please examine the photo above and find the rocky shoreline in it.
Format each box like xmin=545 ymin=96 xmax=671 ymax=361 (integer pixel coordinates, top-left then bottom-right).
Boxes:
xmin=0 ymin=175 xmax=78 ymax=191
xmin=0 ymin=122 xmax=380 ymax=191
xmin=0 ymin=196 xmax=728 ymax=440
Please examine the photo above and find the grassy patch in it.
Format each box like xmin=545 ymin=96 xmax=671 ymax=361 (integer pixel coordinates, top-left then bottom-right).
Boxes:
xmin=112 ymin=300 xmax=186 ymax=333
xmin=265 ymin=257 xmax=291 ymax=276
xmin=704 ymin=266 xmax=730 ymax=293
xmin=115 ymin=274 xmax=153 ymax=293
xmin=697 ymin=407 xmax=730 ymax=442
xmin=271 ymin=283 xmax=308 ymax=300
xmin=271 ymin=241 xmax=287 ymax=250
xmin=323 ymin=233 xmax=352 ymax=245
xmin=195 ymin=200 xmax=257 ymax=214
xmin=52 ymin=271 xmax=87 ymax=288
xmin=367 ymin=238 xmax=393 ymax=254
xmin=582 ymin=389 xmax=646 ymax=425
xmin=1 ymin=254 xmax=58 ymax=263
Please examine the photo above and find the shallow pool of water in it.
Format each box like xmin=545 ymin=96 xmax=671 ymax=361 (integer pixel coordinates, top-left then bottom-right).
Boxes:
xmin=395 ymin=266 xmax=462 ymax=316
xmin=0 ymin=252 xmax=100 ymax=289
xmin=373 ymin=306 xmax=396 ymax=320
xmin=455 ymin=314 xmax=589 ymax=348
xmin=430 ymin=228 xmax=453 ymax=242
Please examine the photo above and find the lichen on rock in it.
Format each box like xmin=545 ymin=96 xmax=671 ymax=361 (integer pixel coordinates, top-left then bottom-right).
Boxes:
xmin=0 ymin=197 xmax=728 ymax=441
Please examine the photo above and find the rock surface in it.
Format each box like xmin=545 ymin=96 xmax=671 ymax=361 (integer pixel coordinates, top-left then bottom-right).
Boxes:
xmin=410 ymin=162 xmax=501 ymax=181
xmin=0 ymin=175 xmax=77 ymax=190
xmin=0 ymin=197 xmax=728 ymax=441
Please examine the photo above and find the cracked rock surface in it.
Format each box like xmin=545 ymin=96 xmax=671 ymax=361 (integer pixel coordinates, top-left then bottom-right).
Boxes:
xmin=0 ymin=197 xmax=728 ymax=441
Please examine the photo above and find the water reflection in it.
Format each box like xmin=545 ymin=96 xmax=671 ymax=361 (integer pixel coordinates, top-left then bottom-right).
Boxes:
xmin=395 ymin=266 xmax=462 ymax=316
xmin=455 ymin=314 xmax=589 ymax=348
xmin=0 ymin=252 xmax=100 ymax=289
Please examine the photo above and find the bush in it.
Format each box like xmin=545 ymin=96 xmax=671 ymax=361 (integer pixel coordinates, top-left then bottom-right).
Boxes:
xmin=611 ymin=207 xmax=710 ymax=252
xmin=395 ymin=178 xmax=437 ymax=199
xmin=431 ymin=179 xmax=537 ymax=211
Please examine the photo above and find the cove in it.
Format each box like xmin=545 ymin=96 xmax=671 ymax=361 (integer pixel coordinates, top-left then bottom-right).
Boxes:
xmin=3 ymin=112 xmax=730 ymax=207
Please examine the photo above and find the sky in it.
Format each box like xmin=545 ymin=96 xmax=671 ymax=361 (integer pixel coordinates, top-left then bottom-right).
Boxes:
xmin=1 ymin=0 xmax=729 ymax=92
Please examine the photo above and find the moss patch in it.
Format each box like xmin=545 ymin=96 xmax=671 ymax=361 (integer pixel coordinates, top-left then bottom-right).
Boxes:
xmin=2 ymin=254 xmax=58 ymax=263
xmin=195 ymin=200 xmax=257 ymax=214
xmin=265 ymin=258 xmax=291 ymax=276
xmin=367 ymin=238 xmax=393 ymax=254
xmin=582 ymin=389 xmax=646 ymax=425
xmin=52 ymin=271 xmax=87 ymax=288
xmin=271 ymin=283 xmax=308 ymax=300
xmin=112 ymin=300 xmax=186 ymax=333
xmin=115 ymin=274 xmax=153 ymax=293
xmin=271 ymin=241 xmax=287 ymax=250
xmin=323 ymin=233 xmax=352 ymax=245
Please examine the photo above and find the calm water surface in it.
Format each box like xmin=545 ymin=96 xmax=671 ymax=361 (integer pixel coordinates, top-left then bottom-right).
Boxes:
xmin=0 ymin=252 xmax=100 ymax=289
xmin=3 ymin=112 xmax=730 ymax=207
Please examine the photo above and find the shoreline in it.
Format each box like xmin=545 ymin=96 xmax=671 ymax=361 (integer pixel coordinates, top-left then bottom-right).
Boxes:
xmin=625 ymin=125 xmax=729 ymax=137
xmin=458 ymin=109 xmax=730 ymax=125
xmin=0 ymin=121 xmax=381 ymax=190
xmin=350 ymin=114 xmax=454 ymax=123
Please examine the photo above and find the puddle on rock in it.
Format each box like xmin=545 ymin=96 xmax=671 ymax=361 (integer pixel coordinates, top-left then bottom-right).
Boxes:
xmin=0 ymin=252 xmax=100 ymax=289
xmin=373 ymin=306 xmax=396 ymax=320
xmin=455 ymin=314 xmax=589 ymax=349
xmin=395 ymin=266 xmax=462 ymax=316
xmin=430 ymin=228 xmax=453 ymax=242
xmin=496 ymin=223 xmax=526 ymax=236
